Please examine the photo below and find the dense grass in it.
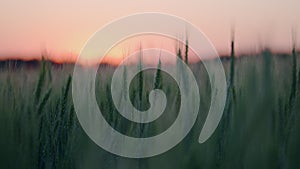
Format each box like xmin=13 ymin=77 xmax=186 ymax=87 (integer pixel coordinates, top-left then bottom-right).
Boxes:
xmin=0 ymin=48 xmax=299 ymax=169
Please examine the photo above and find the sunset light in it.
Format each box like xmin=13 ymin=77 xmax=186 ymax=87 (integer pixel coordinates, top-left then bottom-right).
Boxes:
xmin=1 ymin=1 xmax=300 ymax=169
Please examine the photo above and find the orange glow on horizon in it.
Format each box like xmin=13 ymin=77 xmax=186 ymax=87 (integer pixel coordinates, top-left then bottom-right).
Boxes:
xmin=0 ymin=33 xmax=297 ymax=66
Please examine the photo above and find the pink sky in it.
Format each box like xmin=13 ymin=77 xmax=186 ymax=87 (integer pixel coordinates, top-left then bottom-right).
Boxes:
xmin=0 ymin=0 xmax=299 ymax=63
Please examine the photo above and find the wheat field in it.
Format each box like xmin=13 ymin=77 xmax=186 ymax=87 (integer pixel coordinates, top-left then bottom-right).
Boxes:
xmin=0 ymin=47 xmax=299 ymax=169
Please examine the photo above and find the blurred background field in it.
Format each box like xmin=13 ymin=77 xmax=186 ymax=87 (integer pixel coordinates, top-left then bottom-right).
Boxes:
xmin=0 ymin=49 xmax=300 ymax=169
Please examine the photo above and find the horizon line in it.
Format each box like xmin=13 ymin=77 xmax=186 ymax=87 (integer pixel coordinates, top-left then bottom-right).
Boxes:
xmin=0 ymin=49 xmax=297 ymax=67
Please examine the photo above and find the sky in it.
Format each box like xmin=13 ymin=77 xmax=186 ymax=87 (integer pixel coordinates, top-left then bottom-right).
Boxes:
xmin=0 ymin=0 xmax=299 ymax=63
